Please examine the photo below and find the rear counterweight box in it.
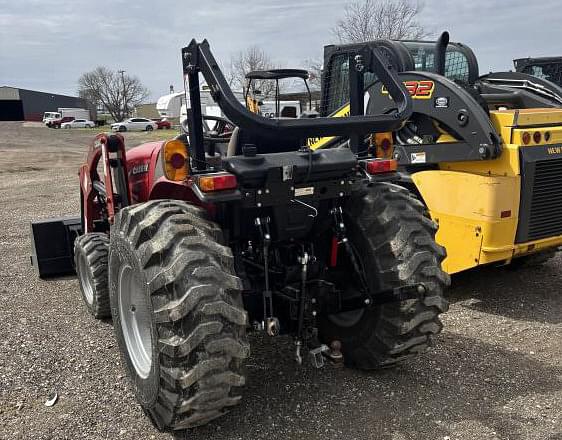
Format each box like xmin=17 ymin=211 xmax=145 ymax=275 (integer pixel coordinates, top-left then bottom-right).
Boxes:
xmin=30 ymin=217 xmax=82 ymax=278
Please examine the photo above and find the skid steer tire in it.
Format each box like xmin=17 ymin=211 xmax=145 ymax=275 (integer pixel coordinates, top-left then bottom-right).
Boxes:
xmin=108 ymin=200 xmax=249 ymax=431
xmin=74 ymin=233 xmax=111 ymax=319
xmin=319 ymin=182 xmax=450 ymax=369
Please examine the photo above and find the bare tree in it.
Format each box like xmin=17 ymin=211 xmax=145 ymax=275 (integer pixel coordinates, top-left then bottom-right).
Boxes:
xmin=78 ymin=67 xmax=150 ymax=122
xmin=333 ymin=0 xmax=428 ymax=43
xmin=229 ymin=46 xmax=278 ymax=98
xmin=305 ymin=58 xmax=323 ymax=91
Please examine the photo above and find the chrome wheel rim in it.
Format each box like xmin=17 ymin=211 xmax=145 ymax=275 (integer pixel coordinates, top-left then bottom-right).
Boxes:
xmin=78 ymin=253 xmax=94 ymax=305
xmin=118 ymin=264 xmax=152 ymax=379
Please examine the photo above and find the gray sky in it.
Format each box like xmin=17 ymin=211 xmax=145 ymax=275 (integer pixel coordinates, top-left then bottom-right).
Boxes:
xmin=1 ymin=0 xmax=561 ymax=100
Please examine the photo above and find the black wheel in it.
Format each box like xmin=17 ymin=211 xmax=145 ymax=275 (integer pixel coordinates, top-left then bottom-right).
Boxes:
xmin=119 ymin=125 xmax=127 ymax=132
xmin=146 ymin=125 xmax=154 ymax=131
xmin=318 ymin=182 xmax=450 ymax=369
xmin=74 ymin=233 xmax=111 ymax=319
xmin=108 ymin=200 xmax=248 ymax=431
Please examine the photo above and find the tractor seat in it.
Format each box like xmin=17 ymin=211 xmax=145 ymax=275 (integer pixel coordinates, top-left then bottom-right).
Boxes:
xmin=226 ymin=126 xmax=303 ymax=157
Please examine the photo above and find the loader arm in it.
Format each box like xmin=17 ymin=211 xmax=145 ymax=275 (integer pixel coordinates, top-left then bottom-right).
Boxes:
xmin=367 ymin=71 xmax=502 ymax=164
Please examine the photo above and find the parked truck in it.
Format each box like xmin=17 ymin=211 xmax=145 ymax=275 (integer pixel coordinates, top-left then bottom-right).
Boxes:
xmin=43 ymin=108 xmax=91 ymax=128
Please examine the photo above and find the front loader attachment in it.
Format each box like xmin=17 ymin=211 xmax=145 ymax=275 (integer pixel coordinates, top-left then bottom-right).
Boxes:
xmin=30 ymin=216 xmax=82 ymax=278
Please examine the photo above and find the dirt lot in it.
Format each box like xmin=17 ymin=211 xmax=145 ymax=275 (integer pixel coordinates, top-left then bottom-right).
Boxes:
xmin=0 ymin=121 xmax=560 ymax=440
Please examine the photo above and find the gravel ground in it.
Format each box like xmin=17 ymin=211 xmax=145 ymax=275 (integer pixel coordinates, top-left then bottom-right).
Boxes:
xmin=0 ymin=121 xmax=560 ymax=440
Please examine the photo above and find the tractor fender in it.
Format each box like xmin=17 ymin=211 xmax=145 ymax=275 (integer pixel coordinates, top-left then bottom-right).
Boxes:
xmin=126 ymin=141 xmax=163 ymax=204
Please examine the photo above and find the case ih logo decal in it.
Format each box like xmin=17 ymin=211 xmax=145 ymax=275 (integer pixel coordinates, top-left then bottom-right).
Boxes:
xmin=382 ymin=80 xmax=435 ymax=99
xmin=131 ymin=163 xmax=149 ymax=175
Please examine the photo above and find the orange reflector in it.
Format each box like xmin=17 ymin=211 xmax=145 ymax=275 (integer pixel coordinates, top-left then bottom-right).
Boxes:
xmin=365 ymin=159 xmax=398 ymax=174
xmin=162 ymin=139 xmax=189 ymax=181
xmin=522 ymin=132 xmax=531 ymax=145
xmin=197 ymin=173 xmax=238 ymax=192
xmin=501 ymin=210 xmax=511 ymax=218
xmin=374 ymin=132 xmax=394 ymax=159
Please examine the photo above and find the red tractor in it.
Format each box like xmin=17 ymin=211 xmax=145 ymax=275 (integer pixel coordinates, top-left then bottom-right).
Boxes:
xmin=31 ymin=39 xmax=449 ymax=431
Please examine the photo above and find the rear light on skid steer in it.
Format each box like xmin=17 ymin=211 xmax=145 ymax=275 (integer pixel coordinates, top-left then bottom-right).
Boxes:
xmin=363 ymin=158 xmax=398 ymax=175
xmin=197 ymin=173 xmax=238 ymax=192
xmin=372 ymin=132 xmax=394 ymax=159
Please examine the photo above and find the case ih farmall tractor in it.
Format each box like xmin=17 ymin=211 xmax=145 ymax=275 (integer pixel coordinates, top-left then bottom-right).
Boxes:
xmin=31 ymin=40 xmax=449 ymax=431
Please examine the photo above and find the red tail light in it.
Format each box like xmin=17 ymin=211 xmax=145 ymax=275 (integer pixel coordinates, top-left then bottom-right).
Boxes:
xmin=364 ymin=159 xmax=398 ymax=174
xmin=197 ymin=173 xmax=238 ymax=192
xmin=533 ymin=131 xmax=542 ymax=144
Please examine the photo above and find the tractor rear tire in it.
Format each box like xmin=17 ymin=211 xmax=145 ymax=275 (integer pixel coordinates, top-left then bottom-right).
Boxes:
xmin=108 ymin=200 xmax=248 ymax=431
xmin=318 ymin=182 xmax=450 ymax=369
xmin=74 ymin=233 xmax=111 ymax=319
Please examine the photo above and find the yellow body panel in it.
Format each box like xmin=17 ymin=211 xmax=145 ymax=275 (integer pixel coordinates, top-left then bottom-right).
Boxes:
xmin=413 ymin=109 xmax=562 ymax=274
xmin=307 ymin=105 xmax=350 ymax=150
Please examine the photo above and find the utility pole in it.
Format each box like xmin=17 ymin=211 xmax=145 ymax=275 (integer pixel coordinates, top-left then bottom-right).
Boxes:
xmin=118 ymin=69 xmax=126 ymax=118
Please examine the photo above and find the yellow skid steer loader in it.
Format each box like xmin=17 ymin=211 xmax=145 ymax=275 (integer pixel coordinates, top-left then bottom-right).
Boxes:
xmin=315 ymin=32 xmax=562 ymax=274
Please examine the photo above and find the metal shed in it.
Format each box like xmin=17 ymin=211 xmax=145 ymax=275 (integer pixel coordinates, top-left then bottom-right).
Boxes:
xmin=0 ymin=86 xmax=93 ymax=121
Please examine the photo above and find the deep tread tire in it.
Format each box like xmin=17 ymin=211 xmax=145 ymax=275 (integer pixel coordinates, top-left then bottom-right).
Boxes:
xmin=74 ymin=233 xmax=110 ymax=319
xmin=319 ymin=182 xmax=450 ymax=369
xmin=108 ymin=200 xmax=248 ymax=431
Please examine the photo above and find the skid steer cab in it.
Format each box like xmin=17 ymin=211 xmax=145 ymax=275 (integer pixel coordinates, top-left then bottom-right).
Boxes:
xmin=30 ymin=38 xmax=449 ymax=432
xmin=317 ymin=31 xmax=562 ymax=275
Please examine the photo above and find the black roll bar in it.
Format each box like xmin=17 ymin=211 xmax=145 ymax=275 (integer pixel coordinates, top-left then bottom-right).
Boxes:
xmin=182 ymin=39 xmax=413 ymax=170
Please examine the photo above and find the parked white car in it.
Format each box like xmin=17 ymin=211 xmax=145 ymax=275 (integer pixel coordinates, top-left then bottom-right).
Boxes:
xmin=61 ymin=119 xmax=95 ymax=129
xmin=111 ymin=118 xmax=158 ymax=132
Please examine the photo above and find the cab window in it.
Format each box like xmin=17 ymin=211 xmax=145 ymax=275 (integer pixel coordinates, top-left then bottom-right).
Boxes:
xmin=325 ymin=54 xmax=378 ymax=115
xmin=521 ymin=63 xmax=562 ymax=87
xmin=404 ymin=41 xmax=471 ymax=83
xmin=325 ymin=54 xmax=350 ymax=115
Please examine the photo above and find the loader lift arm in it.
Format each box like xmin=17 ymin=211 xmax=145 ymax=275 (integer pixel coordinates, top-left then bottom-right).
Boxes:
xmin=318 ymin=33 xmax=503 ymax=164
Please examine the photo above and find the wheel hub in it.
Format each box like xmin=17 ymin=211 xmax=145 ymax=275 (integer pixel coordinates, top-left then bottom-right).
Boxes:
xmin=118 ymin=264 xmax=153 ymax=379
xmin=77 ymin=253 xmax=94 ymax=305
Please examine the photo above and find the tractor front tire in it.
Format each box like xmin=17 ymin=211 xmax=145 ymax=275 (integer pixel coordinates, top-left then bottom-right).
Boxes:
xmin=74 ymin=233 xmax=111 ymax=319
xmin=319 ymin=182 xmax=450 ymax=369
xmin=108 ymin=200 xmax=248 ymax=431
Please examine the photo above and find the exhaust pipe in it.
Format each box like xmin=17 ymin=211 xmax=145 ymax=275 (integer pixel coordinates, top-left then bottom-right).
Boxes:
xmin=434 ymin=31 xmax=450 ymax=76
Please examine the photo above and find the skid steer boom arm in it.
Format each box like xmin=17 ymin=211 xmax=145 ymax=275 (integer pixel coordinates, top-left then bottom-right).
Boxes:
xmin=181 ymin=39 xmax=413 ymax=169
xmin=367 ymin=71 xmax=502 ymax=163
